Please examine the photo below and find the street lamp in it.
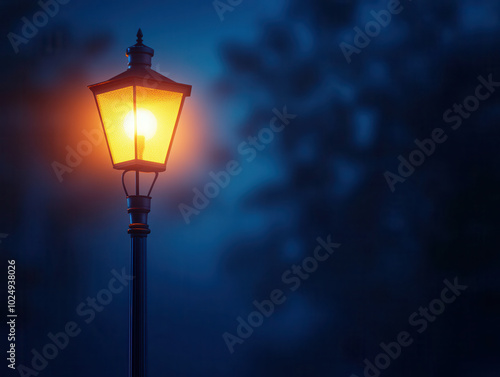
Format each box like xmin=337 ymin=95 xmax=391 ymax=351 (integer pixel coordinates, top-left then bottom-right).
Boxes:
xmin=88 ymin=29 xmax=191 ymax=377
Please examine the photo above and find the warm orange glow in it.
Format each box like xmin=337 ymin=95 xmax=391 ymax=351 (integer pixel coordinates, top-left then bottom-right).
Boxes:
xmin=124 ymin=108 xmax=158 ymax=140
xmin=94 ymin=84 xmax=184 ymax=169
xmin=161 ymin=96 xmax=210 ymax=180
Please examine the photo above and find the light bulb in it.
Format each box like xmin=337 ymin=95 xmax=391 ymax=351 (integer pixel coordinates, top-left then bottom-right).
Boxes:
xmin=124 ymin=108 xmax=158 ymax=140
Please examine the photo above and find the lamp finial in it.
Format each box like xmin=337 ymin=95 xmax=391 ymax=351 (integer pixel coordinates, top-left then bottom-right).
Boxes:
xmin=126 ymin=28 xmax=153 ymax=68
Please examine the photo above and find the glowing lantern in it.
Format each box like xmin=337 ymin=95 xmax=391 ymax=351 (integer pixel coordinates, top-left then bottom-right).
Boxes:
xmin=88 ymin=29 xmax=191 ymax=172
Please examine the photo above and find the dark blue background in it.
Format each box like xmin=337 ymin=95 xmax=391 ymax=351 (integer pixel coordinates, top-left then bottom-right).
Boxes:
xmin=1 ymin=0 xmax=499 ymax=376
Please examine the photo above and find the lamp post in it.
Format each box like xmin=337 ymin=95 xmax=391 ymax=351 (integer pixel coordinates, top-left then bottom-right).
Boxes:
xmin=88 ymin=29 xmax=191 ymax=377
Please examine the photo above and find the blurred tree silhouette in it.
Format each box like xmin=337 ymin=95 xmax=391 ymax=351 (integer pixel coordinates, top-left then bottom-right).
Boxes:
xmin=216 ymin=0 xmax=500 ymax=375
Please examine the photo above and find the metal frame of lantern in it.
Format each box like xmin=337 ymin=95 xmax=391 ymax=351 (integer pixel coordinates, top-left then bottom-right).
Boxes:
xmin=87 ymin=29 xmax=191 ymax=377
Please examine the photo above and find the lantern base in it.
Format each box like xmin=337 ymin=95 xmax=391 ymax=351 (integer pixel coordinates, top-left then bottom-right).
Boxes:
xmin=115 ymin=160 xmax=166 ymax=172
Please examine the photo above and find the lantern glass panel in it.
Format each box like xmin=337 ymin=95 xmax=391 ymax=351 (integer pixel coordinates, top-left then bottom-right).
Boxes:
xmin=95 ymin=86 xmax=135 ymax=165
xmin=135 ymin=86 xmax=183 ymax=164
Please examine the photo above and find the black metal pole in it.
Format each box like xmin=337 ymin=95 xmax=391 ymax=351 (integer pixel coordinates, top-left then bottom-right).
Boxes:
xmin=127 ymin=195 xmax=151 ymax=377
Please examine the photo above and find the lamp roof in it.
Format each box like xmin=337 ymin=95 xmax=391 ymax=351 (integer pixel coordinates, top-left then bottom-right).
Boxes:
xmin=88 ymin=29 xmax=191 ymax=96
